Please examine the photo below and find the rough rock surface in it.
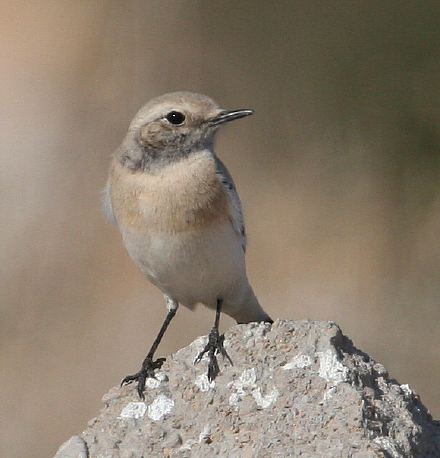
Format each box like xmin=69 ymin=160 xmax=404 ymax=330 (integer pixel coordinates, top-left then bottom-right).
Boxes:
xmin=54 ymin=320 xmax=440 ymax=458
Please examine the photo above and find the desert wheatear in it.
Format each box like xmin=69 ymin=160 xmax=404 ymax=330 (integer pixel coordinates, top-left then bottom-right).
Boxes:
xmin=103 ymin=91 xmax=272 ymax=398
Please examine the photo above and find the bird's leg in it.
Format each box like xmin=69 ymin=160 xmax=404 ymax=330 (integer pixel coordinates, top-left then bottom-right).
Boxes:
xmin=121 ymin=298 xmax=178 ymax=399
xmin=195 ymin=298 xmax=233 ymax=381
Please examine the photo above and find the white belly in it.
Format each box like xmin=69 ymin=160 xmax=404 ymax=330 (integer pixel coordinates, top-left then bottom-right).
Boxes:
xmin=122 ymin=222 xmax=247 ymax=310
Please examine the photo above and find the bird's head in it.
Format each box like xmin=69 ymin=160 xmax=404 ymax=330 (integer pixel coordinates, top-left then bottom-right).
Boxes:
xmin=116 ymin=92 xmax=253 ymax=171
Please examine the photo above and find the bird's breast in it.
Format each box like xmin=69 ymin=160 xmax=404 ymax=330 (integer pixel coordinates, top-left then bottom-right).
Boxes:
xmin=108 ymin=152 xmax=230 ymax=233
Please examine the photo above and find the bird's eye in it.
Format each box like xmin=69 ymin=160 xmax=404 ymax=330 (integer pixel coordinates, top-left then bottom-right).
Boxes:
xmin=165 ymin=111 xmax=186 ymax=125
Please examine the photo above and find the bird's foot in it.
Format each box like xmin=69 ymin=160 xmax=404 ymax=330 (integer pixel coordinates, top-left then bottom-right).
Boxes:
xmin=195 ymin=326 xmax=233 ymax=381
xmin=121 ymin=356 xmax=166 ymax=399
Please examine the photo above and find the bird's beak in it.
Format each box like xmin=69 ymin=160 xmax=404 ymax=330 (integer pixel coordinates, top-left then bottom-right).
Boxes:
xmin=208 ymin=109 xmax=254 ymax=126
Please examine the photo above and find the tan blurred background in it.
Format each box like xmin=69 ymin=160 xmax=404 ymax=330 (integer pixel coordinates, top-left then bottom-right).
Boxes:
xmin=2 ymin=1 xmax=440 ymax=457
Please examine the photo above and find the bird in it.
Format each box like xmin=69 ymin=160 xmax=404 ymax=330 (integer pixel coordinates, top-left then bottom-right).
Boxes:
xmin=102 ymin=91 xmax=273 ymax=398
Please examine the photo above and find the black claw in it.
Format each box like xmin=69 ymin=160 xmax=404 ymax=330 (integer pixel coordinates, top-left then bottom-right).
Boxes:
xmin=121 ymin=356 xmax=166 ymax=399
xmin=195 ymin=326 xmax=233 ymax=381
xmin=216 ymin=334 xmax=233 ymax=365
xmin=120 ymin=372 xmax=141 ymax=386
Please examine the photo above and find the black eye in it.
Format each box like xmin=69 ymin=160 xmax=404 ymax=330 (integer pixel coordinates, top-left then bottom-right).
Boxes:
xmin=165 ymin=111 xmax=186 ymax=125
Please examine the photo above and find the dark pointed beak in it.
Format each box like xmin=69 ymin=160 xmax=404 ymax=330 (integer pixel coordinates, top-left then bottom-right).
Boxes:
xmin=208 ymin=109 xmax=254 ymax=126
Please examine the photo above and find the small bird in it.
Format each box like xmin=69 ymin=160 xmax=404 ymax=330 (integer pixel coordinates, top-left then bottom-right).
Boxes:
xmin=103 ymin=91 xmax=272 ymax=398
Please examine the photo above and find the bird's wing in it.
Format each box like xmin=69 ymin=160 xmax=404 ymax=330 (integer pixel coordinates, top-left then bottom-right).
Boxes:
xmin=215 ymin=156 xmax=247 ymax=251
xmin=101 ymin=180 xmax=118 ymax=226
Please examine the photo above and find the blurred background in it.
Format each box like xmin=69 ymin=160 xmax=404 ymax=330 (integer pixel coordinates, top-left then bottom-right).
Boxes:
xmin=2 ymin=1 xmax=440 ymax=457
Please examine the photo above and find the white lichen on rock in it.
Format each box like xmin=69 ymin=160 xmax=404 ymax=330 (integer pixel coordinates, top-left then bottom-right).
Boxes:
xmin=317 ymin=349 xmax=349 ymax=384
xmin=147 ymin=394 xmax=174 ymax=421
xmin=120 ymin=402 xmax=147 ymax=419
xmin=283 ymin=354 xmax=313 ymax=370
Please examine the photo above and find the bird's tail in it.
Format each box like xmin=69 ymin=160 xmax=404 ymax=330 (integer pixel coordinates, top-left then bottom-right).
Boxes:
xmin=227 ymin=286 xmax=273 ymax=324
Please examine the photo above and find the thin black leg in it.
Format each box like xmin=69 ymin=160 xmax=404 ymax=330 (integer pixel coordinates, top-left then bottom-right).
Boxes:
xmin=195 ymin=299 xmax=233 ymax=381
xmin=121 ymin=306 xmax=177 ymax=399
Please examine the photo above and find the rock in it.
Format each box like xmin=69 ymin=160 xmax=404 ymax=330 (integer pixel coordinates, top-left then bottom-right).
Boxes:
xmin=53 ymin=435 xmax=88 ymax=458
xmin=53 ymin=320 xmax=440 ymax=457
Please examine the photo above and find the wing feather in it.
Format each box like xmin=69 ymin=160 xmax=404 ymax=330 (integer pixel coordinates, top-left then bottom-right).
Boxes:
xmin=101 ymin=180 xmax=118 ymax=225
xmin=215 ymin=156 xmax=246 ymax=251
